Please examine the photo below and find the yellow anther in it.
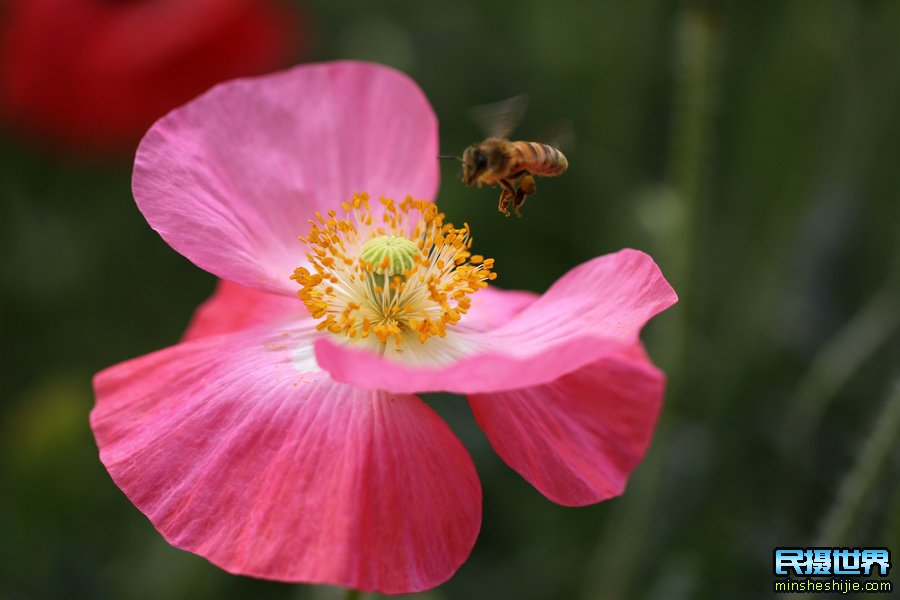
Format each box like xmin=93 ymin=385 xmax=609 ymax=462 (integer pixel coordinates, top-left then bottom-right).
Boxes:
xmin=292 ymin=193 xmax=496 ymax=349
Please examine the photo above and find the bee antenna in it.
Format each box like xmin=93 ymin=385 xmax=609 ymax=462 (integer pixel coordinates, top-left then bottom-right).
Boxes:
xmin=437 ymin=154 xmax=462 ymax=161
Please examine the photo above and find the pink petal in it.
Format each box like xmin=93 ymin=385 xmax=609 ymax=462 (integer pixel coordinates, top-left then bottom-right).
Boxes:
xmin=458 ymin=285 xmax=539 ymax=332
xmin=133 ymin=61 xmax=438 ymax=296
xmin=91 ymin=325 xmax=480 ymax=593
xmin=469 ymin=346 xmax=665 ymax=506
xmin=182 ymin=279 xmax=306 ymax=341
xmin=315 ymin=249 xmax=677 ymax=394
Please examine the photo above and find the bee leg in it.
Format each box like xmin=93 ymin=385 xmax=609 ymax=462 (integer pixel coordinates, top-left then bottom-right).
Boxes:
xmin=497 ymin=179 xmax=515 ymax=217
xmin=512 ymin=175 xmax=536 ymax=217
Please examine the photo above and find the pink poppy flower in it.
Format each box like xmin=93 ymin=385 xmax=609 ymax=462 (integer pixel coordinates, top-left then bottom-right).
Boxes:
xmin=91 ymin=61 xmax=677 ymax=594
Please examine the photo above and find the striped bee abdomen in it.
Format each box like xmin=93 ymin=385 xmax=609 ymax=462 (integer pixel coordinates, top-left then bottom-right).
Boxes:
xmin=511 ymin=141 xmax=569 ymax=177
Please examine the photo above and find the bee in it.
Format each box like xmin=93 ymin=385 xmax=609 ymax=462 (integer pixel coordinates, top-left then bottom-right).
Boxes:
xmin=443 ymin=95 xmax=570 ymax=217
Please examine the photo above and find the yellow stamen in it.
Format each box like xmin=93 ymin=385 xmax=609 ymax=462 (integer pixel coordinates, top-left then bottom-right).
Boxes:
xmin=290 ymin=193 xmax=496 ymax=350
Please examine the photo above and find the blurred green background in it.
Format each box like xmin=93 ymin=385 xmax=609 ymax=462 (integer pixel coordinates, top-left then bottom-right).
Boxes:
xmin=2 ymin=0 xmax=899 ymax=598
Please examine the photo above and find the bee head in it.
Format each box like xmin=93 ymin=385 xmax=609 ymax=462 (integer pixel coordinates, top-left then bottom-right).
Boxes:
xmin=461 ymin=145 xmax=489 ymax=186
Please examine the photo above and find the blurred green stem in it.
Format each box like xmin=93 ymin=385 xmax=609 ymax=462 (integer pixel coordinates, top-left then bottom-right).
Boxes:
xmin=344 ymin=589 xmax=362 ymax=600
xmin=580 ymin=7 xmax=718 ymax=599
xmin=662 ymin=4 xmax=716 ymax=388
xmin=782 ymin=276 xmax=900 ymax=450
xmin=668 ymin=8 xmax=714 ymax=219
xmin=815 ymin=380 xmax=900 ymax=545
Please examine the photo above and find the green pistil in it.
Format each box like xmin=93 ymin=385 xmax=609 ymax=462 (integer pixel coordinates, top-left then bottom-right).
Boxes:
xmin=359 ymin=235 xmax=422 ymax=276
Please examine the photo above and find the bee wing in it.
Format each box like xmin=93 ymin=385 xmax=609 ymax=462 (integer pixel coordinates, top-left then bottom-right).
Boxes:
xmin=536 ymin=118 xmax=576 ymax=151
xmin=467 ymin=93 xmax=529 ymax=139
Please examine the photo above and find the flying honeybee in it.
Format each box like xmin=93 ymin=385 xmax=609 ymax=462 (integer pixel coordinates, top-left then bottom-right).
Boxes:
xmin=443 ymin=95 xmax=571 ymax=217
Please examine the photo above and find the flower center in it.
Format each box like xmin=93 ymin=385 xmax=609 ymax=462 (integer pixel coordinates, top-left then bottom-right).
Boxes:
xmin=291 ymin=193 xmax=496 ymax=355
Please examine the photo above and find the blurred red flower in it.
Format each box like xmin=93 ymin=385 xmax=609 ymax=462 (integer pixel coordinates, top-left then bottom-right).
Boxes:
xmin=0 ymin=0 xmax=303 ymax=154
